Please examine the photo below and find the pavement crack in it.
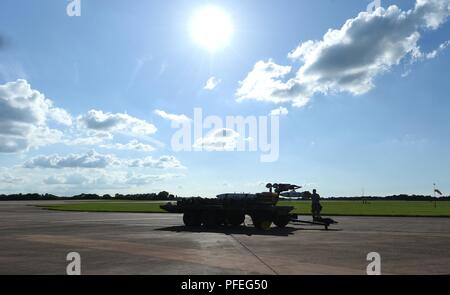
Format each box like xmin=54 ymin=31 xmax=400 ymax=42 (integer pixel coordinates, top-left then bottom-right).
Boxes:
xmin=229 ymin=234 xmax=278 ymax=275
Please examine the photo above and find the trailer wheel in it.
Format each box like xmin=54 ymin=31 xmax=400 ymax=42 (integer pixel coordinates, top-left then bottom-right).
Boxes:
xmin=183 ymin=212 xmax=201 ymax=227
xmin=251 ymin=216 xmax=272 ymax=231
xmin=274 ymin=215 xmax=290 ymax=228
xmin=256 ymin=220 xmax=272 ymax=231
xmin=201 ymin=211 xmax=218 ymax=228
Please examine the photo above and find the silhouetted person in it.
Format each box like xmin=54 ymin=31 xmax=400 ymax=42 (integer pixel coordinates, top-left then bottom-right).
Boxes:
xmin=311 ymin=189 xmax=322 ymax=220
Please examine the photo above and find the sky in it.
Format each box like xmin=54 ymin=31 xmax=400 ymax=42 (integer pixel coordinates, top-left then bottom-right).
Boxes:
xmin=0 ymin=0 xmax=449 ymax=197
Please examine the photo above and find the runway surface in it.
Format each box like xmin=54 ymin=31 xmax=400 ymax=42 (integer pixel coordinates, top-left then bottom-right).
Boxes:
xmin=1 ymin=201 xmax=450 ymax=275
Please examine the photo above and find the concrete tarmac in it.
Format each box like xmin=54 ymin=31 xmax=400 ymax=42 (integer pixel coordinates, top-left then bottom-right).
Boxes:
xmin=1 ymin=201 xmax=449 ymax=275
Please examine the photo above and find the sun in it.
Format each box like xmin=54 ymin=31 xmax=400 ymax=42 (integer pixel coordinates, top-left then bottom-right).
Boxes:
xmin=190 ymin=6 xmax=233 ymax=51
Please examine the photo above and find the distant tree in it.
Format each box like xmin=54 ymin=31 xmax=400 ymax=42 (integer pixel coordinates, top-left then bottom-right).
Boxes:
xmin=157 ymin=191 xmax=169 ymax=200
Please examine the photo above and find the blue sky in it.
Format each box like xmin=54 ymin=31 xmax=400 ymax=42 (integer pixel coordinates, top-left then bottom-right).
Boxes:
xmin=0 ymin=0 xmax=449 ymax=197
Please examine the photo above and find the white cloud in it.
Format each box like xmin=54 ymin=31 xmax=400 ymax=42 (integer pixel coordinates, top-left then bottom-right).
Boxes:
xmin=42 ymin=171 xmax=180 ymax=187
xmin=0 ymin=79 xmax=72 ymax=153
xmin=193 ymin=128 xmax=243 ymax=151
xmin=48 ymin=107 xmax=73 ymax=126
xmin=0 ymin=172 xmax=22 ymax=184
xmin=124 ymin=173 xmax=181 ymax=185
xmin=100 ymin=139 xmax=155 ymax=152
xmin=78 ymin=109 xmax=157 ymax=137
xmin=44 ymin=173 xmax=90 ymax=185
xmin=0 ymin=82 xmax=161 ymax=154
xmin=128 ymin=155 xmax=185 ymax=169
xmin=154 ymin=109 xmax=191 ymax=122
xmin=65 ymin=131 xmax=113 ymax=146
xmin=270 ymin=107 xmax=289 ymax=116
xmin=23 ymin=150 xmax=185 ymax=171
xmin=23 ymin=150 xmax=120 ymax=169
xmin=236 ymin=60 xmax=296 ymax=104
xmin=412 ymin=40 xmax=450 ymax=61
xmin=204 ymin=76 xmax=221 ymax=90
xmin=0 ymin=165 xmax=184 ymax=194
xmin=30 ymin=126 xmax=65 ymax=147
xmin=67 ymin=111 xmax=162 ymax=149
xmin=416 ymin=0 xmax=450 ymax=29
xmin=237 ymin=0 xmax=450 ymax=107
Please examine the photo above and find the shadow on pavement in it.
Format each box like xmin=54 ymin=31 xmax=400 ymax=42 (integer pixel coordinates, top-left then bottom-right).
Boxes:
xmin=155 ymin=225 xmax=299 ymax=236
xmin=297 ymin=227 xmax=342 ymax=232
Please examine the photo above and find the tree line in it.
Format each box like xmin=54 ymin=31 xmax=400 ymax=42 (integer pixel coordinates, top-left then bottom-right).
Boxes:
xmin=0 ymin=191 xmax=178 ymax=201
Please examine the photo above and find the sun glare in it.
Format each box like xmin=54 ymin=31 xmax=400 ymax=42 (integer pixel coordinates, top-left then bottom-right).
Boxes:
xmin=190 ymin=6 xmax=233 ymax=51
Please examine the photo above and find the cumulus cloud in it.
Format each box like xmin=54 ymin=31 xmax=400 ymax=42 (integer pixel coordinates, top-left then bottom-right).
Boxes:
xmin=154 ymin=109 xmax=191 ymax=122
xmin=42 ymin=172 xmax=100 ymax=187
xmin=48 ymin=107 xmax=72 ymax=126
xmin=270 ymin=106 xmax=289 ymax=116
xmin=416 ymin=0 xmax=450 ymax=29
xmin=236 ymin=60 xmax=297 ymax=104
xmin=128 ymin=155 xmax=185 ymax=169
xmin=23 ymin=150 xmax=119 ymax=169
xmin=24 ymin=150 xmax=185 ymax=171
xmin=44 ymin=173 xmax=90 ymax=185
xmin=237 ymin=0 xmax=450 ymax=107
xmin=0 ymin=79 xmax=72 ymax=153
xmin=78 ymin=110 xmax=157 ymax=137
xmin=204 ymin=76 xmax=221 ymax=90
xmin=100 ymin=139 xmax=155 ymax=152
xmin=193 ymin=128 xmax=246 ymax=151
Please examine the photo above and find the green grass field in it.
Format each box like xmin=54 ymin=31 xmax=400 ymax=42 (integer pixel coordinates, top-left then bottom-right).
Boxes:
xmin=38 ymin=200 xmax=450 ymax=217
xmin=278 ymin=200 xmax=450 ymax=217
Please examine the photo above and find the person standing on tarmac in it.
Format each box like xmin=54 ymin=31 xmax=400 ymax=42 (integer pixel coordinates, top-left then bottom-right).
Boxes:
xmin=311 ymin=189 xmax=322 ymax=221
